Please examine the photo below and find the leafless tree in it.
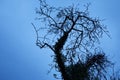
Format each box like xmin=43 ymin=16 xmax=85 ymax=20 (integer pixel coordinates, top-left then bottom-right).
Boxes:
xmin=32 ymin=0 xmax=112 ymax=80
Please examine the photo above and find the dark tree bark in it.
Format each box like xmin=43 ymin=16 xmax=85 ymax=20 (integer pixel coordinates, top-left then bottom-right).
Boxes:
xmin=54 ymin=32 xmax=69 ymax=80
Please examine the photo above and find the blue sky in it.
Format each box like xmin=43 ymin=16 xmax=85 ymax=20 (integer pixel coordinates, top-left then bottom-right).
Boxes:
xmin=0 ymin=0 xmax=120 ymax=80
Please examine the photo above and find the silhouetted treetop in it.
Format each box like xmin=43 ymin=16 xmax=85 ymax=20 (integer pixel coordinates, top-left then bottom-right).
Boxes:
xmin=35 ymin=0 xmax=109 ymax=52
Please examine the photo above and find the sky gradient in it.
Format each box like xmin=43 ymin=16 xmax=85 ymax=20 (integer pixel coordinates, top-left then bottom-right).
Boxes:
xmin=0 ymin=0 xmax=120 ymax=80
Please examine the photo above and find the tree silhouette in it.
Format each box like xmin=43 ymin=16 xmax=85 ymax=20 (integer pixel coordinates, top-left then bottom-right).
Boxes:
xmin=32 ymin=0 xmax=112 ymax=80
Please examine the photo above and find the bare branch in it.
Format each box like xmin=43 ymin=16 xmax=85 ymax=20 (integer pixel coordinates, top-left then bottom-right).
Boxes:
xmin=32 ymin=23 xmax=55 ymax=52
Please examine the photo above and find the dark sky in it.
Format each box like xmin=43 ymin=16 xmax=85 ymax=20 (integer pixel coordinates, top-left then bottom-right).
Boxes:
xmin=0 ymin=0 xmax=120 ymax=80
